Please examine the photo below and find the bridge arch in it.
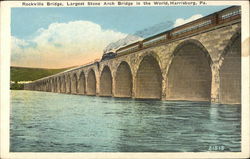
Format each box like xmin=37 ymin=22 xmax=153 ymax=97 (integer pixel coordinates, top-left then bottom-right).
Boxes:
xmin=39 ymin=82 xmax=42 ymax=91
xmin=53 ymin=78 xmax=57 ymax=92
xmin=60 ymin=76 xmax=66 ymax=93
xmin=99 ymin=65 xmax=113 ymax=96
xmin=57 ymin=77 xmax=61 ymax=93
xmin=53 ymin=78 xmax=56 ymax=92
xmin=166 ymin=39 xmax=212 ymax=101
xmin=86 ymin=69 xmax=96 ymax=95
xmin=41 ymin=81 xmax=44 ymax=91
xmin=66 ymin=74 xmax=71 ymax=93
xmin=43 ymin=81 xmax=45 ymax=91
xmin=42 ymin=81 xmax=45 ymax=91
xmin=62 ymin=76 xmax=66 ymax=93
xmin=135 ymin=51 xmax=163 ymax=73
xmin=71 ymin=73 xmax=78 ymax=94
xmin=45 ymin=80 xmax=48 ymax=92
xmin=219 ymin=31 xmax=241 ymax=104
xmin=50 ymin=79 xmax=52 ymax=92
xmin=135 ymin=54 xmax=163 ymax=99
xmin=78 ymin=71 xmax=86 ymax=94
xmin=45 ymin=80 xmax=47 ymax=91
xmin=46 ymin=80 xmax=49 ymax=92
xmin=51 ymin=79 xmax=53 ymax=92
xmin=49 ymin=80 xmax=52 ymax=92
xmin=50 ymin=79 xmax=54 ymax=92
xmin=114 ymin=61 xmax=133 ymax=97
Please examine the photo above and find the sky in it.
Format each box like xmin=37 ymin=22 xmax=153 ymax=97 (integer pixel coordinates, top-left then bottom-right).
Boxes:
xmin=11 ymin=6 xmax=229 ymax=68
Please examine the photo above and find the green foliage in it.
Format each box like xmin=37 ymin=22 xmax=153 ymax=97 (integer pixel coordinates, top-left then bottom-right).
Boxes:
xmin=10 ymin=66 xmax=69 ymax=82
xmin=10 ymin=82 xmax=24 ymax=90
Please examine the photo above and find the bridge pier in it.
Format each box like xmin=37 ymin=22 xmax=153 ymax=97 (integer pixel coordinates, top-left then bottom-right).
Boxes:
xmin=71 ymin=73 xmax=78 ymax=94
xmin=211 ymin=63 xmax=220 ymax=103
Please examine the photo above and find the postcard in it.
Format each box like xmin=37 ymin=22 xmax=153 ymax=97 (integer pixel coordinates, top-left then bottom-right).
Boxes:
xmin=0 ymin=0 xmax=249 ymax=159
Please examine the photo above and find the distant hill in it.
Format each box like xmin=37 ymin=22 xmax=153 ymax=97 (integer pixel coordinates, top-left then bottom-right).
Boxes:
xmin=11 ymin=66 xmax=71 ymax=82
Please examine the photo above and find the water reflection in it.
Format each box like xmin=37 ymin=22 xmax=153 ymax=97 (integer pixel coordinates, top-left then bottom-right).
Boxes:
xmin=10 ymin=91 xmax=241 ymax=152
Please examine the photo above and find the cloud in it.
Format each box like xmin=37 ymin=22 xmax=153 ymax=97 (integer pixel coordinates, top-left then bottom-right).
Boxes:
xmin=174 ymin=14 xmax=203 ymax=27
xmin=11 ymin=21 xmax=127 ymax=68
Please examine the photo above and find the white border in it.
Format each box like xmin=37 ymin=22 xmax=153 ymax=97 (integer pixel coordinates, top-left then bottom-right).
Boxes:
xmin=1 ymin=1 xmax=249 ymax=159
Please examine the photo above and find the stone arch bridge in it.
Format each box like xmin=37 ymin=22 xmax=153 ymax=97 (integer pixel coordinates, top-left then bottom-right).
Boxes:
xmin=24 ymin=6 xmax=241 ymax=104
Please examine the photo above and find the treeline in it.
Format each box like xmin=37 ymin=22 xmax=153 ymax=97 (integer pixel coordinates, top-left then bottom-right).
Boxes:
xmin=10 ymin=82 xmax=24 ymax=90
xmin=11 ymin=66 xmax=69 ymax=81
xmin=10 ymin=66 xmax=70 ymax=90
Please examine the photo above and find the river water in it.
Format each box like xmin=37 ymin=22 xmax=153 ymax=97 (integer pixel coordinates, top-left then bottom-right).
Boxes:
xmin=10 ymin=90 xmax=241 ymax=152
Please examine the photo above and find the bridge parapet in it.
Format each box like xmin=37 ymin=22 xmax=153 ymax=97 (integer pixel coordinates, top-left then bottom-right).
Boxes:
xmin=219 ymin=6 xmax=241 ymax=22
xmin=115 ymin=6 xmax=241 ymax=56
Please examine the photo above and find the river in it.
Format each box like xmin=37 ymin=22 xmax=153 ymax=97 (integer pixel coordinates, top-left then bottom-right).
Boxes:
xmin=10 ymin=90 xmax=241 ymax=152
